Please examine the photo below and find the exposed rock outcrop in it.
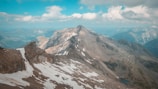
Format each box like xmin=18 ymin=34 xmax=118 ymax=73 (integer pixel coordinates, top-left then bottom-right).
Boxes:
xmin=0 ymin=47 xmax=25 ymax=73
xmin=25 ymin=42 xmax=54 ymax=63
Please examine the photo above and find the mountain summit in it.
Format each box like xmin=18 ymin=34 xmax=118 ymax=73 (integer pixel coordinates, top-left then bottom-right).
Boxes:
xmin=0 ymin=26 xmax=158 ymax=89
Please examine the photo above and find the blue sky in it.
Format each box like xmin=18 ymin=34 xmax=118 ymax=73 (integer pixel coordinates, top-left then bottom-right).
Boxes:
xmin=0 ymin=0 xmax=108 ymax=15
xmin=0 ymin=0 xmax=158 ymax=29
xmin=0 ymin=0 xmax=82 ymax=15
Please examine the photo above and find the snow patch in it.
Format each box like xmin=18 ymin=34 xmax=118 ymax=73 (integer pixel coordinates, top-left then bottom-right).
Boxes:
xmin=81 ymin=52 xmax=85 ymax=56
xmin=70 ymin=59 xmax=81 ymax=64
xmin=64 ymin=32 xmax=77 ymax=41
xmin=17 ymin=48 xmax=26 ymax=60
xmin=55 ymin=51 xmax=69 ymax=56
xmin=34 ymin=61 xmax=84 ymax=89
xmin=56 ymin=62 xmax=77 ymax=74
xmin=78 ymin=80 xmax=93 ymax=89
xmin=63 ymin=51 xmax=69 ymax=55
xmin=82 ymin=72 xmax=98 ymax=77
xmin=44 ymin=79 xmax=56 ymax=89
xmin=85 ymin=59 xmax=92 ymax=64
xmin=96 ymin=79 xmax=105 ymax=83
xmin=82 ymin=48 xmax=85 ymax=52
xmin=75 ymin=44 xmax=79 ymax=48
xmin=78 ymin=39 xmax=81 ymax=42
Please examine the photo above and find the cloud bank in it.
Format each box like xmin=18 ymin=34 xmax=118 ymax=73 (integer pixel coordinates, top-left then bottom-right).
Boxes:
xmin=0 ymin=0 xmax=158 ymax=28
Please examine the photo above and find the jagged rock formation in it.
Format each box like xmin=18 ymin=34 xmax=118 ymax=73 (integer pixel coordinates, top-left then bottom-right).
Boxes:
xmin=0 ymin=25 xmax=158 ymax=89
xmin=25 ymin=42 xmax=54 ymax=63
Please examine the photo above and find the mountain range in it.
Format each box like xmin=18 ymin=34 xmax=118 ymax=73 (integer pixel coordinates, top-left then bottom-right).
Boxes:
xmin=113 ymin=28 xmax=158 ymax=58
xmin=0 ymin=25 xmax=158 ymax=89
xmin=113 ymin=28 xmax=158 ymax=44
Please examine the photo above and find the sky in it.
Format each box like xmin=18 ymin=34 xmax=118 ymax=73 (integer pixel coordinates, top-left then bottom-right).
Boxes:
xmin=0 ymin=0 xmax=158 ymax=30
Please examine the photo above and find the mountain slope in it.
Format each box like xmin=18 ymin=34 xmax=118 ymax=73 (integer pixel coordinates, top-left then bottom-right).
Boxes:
xmin=112 ymin=28 xmax=158 ymax=58
xmin=144 ymin=39 xmax=158 ymax=58
xmin=0 ymin=25 xmax=158 ymax=89
xmin=113 ymin=28 xmax=158 ymax=45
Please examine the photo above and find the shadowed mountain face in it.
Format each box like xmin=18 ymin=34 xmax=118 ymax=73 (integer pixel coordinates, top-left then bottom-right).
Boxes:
xmin=113 ymin=29 xmax=158 ymax=58
xmin=0 ymin=25 xmax=158 ymax=89
xmin=113 ymin=29 xmax=158 ymax=45
xmin=144 ymin=39 xmax=158 ymax=58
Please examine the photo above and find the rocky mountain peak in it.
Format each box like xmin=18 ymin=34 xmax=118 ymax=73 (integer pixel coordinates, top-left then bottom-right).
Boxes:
xmin=37 ymin=25 xmax=91 ymax=55
xmin=1 ymin=26 xmax=158 ymax=89
xmin=37 ymin=25 xmax=152 ymax=60
xmin=76 ymin=25 xmax=86 ymax=31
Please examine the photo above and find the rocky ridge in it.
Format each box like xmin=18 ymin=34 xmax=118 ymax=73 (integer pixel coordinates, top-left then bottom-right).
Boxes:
xmin=0 ymin=25 xmax=158 ymax=89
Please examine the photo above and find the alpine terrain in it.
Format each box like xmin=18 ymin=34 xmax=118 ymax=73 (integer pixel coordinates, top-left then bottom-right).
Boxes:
xmin=0 ymin=25 xmax=158 ymax=89
xmin=144 ymin=38 xmax=158 ymax=58
xmin=113 ymin=28 xmax=158 ymax=58
xmin=113 ymin=28 xmax=158 ymax=45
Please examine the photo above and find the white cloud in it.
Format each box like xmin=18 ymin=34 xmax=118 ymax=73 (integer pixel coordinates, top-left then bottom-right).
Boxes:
xmin=0 ymin=12 xmax=8 ymax=16
xmin=72 ymin=13 xmax=82 ymax=19
xmin=149 ymin=8 xmax=158 ymax=18
xmin=0 ymin=12 xmax=34 ymax=22
xmin=42 ymin=6 xmax=63 ymax=18
xmin=123 ymin=5 xmax=150 ymax=18
xmin=119 ymin=0 xmax=144 ymax=7
xmin=15 ymin=5 xmax=65 ymax=22
xmin=1 ymin=4 xmax=158 ymax=28
xmin=15 ymin=15 xmax=33 ymax=22
xmin=80 ymin=0 xmax=158 ymax=9
xmin=1 ymin=5 xmax=98 ymax=23
xmin=72 ymin=13 xmax=97 ymax=20
xmin=120 ymin=0 xmax=158 ymax=8
xmin=82 ymin=13 xmax=97 ymax=20
xmin=102 ymin=5 xmax=152 ymax=21
xmin=102 ymin=6 xmax=123 ymax=20
xmin=22 ymin=15 xmax=33 ymax=21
